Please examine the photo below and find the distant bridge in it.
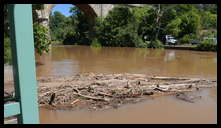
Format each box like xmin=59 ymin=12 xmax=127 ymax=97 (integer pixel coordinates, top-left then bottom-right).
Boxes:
xmin=35 ymin=4 xmax=144 ymax=39
xmin=36 ymin=4 xmax=144 ymax=27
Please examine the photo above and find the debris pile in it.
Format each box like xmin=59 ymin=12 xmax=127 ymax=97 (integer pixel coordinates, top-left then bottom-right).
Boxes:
xmin=37 ymin=73 xmax=217 ymax=110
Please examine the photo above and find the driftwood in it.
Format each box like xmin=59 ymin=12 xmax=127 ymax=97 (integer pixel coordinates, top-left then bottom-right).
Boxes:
xmin=151 ymin=76 xmax=189 ymax=80
xmin=35 ymin=73 xmax=216 ymax=110
xmin=153 ymin=87 xmax=169 ymax=92
xmin=97 ymin=92 xmax=114 ymax=97
xmin=49 ymin=93 xmax=55 ymax=105
xmin=70 ymin=99 xmax=80 ymax=105
xmin=143 ymin=91 xmax=154 ymax=95
xmin=74 ymin=92 xmax=109 ymax=102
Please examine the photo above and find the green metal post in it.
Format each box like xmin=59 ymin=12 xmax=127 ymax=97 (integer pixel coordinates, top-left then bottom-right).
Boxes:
xmin=4 ymin=102 xmax=20 ymax=118
xmin=8 ymin=4 xmax=39 ymax=124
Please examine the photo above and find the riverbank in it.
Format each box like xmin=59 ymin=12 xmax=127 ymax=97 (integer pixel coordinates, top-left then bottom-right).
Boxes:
xmin=164 ymin=44 xmax=196 ymax=50
xmin=164 ymin=44 xmax=217 ymax=52
xmin=50 ymin=43 xmax=217 ymax=52
xmin=5 ymin=73 xmax=216 ymax=111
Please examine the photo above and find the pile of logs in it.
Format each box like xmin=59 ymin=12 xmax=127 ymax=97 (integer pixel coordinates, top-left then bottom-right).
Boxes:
xmin=37 ymin=73 xmax=217 ymax=110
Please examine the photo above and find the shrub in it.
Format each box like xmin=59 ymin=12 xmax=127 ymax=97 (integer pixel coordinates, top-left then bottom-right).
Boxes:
xmin=135 ymin=38 xmax=148 ymax=48
xmin=148 ymin=40 xmax=164 ymax=48
xmin=63 ymin=32 xmax=76 ymax=45
xmin=91 ymin=38 xmax=102 ymax=47
xmin=4 ymin=35 xmax=12 ymax=64
xmin=180 ymin=34 xmax=197 ymax=44
xmin=196 ymin=39 xmax=216 ymax=51
xmin=33 ymin=22 xmax=50 ymax=55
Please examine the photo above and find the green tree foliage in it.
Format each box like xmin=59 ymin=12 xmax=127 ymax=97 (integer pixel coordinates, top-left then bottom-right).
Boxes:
xmin=91 ymin=38 xmax=102 ymax=47
xmin=47 ymin=4 xmax=217 ymax=51
xmin=49 ymin=11 xmax=75 ymax=42
xmin=94 ymin=6 xmax=144 ymax=47
xmin=31 ymin=5 xmax=51 ymax=55
xmin=179 ymin=34 xmax=197 ymax=43
xmin=132 ymin=7 xmax=150 ymax=23
xmin=4 ymin=5 xmax=50 ymax=63
xmin=49 ymin=6 xmax=91 ymax=45
xmin=178 ymin=12 xmax=201 ymax=38
xmin=68 ymin=6 xmax=91 ymax=45
xmin=165 ymin=18 xmax=182 ymax=37
xmin=169 ymin=4 xmax=216 ymax=42
xmin=196 ymin=39 xmax=216 ymax=51
xmin=33 ymin=23 xmax=50 ymax=55
xmin=148 ymin=40 xmax=164 ymax=48
xmin=138 ymin=4 xmax=179 ymax=41
xmin=137 ymin=8 xmax=156 ymax=42
xmin=4 ymin=33 xmax=12 ymax=64
xmin=200 ymin=11 xmax=217 ymax=29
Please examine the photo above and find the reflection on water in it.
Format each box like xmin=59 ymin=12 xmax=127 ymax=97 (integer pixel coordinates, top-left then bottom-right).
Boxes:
xmin=164 ymin=50 xmax=176 ymax=62
xmin=36 ymin=45 xmax=217 ymax=79
xmin=35 ymin=45 xmax=217 ymax=124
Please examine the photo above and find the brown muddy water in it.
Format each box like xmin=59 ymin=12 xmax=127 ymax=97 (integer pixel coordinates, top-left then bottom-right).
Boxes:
xmin=5 ymin=45 xmax=217 ymax=123
xmin=36 ymin=46 xmax=217 ymax=124
xmin=36 ymin=45 xmax=217 ymax=79
xmin=40 ymin=88 xmax=217 ymax=124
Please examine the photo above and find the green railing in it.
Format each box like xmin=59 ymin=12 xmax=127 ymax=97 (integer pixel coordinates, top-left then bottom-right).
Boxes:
xmin=4 ymin=4 xmax=39 ymax=124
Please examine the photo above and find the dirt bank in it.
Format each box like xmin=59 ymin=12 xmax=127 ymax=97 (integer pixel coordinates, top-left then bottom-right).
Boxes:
xmin=4 ymin=73 xmax=217 ymax=111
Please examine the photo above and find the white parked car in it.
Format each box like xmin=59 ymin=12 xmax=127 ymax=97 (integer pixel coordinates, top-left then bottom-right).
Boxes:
xmin=165 ymin=35 xmax=178 ymax=45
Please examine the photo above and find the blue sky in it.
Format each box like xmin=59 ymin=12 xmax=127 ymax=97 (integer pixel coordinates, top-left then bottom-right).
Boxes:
xmin=52 ymin=4 xmax=74 ymax=17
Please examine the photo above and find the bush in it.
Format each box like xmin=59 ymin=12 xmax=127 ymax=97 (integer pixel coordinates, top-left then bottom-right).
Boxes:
xmin=200 ymin=30 xmax=217 ymax=40
xmin=33 ymin=22 xmax=50 ymax=55
xmin=148 ymin=40 xmax=164 ymax=48
xmin=63 ymin=32 xmax=76 ymax=45
xmin=91 ymin=38 xmax=102 ymax=47
xmin=196 ymin=39 xmax=216 ymax=51
xmin=180 ymin=34 xmax=197 ymax=43
xmin=4 ymin=35 xmax=12 ymax=64
xmin=135 ymin=38 xmax=148 ymax=48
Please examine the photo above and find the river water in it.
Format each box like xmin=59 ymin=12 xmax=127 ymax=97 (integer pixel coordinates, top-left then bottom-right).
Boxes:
xmin=5 ymin=45 xmax=217 ymax=123
xmin=36 ymin=45 xmax=217 ymax=79
xmin=35 ymin=46 xmax=217 ymax=124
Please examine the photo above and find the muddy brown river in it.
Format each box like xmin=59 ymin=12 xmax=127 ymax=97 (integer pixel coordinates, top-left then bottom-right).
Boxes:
xmin=36 ymin=45 xmax=217 ymax=79
xmin=35 ymin=46 xmax=217 ymax=124
xmin=5 ymin=45 xmax=217 ymax=124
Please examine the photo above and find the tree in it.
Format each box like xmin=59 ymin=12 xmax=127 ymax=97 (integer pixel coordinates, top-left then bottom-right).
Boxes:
xmin=138 ymin=4 xmax=177 ymax=41
xmin=178 ymin=11 xmax=201 ymax=38
xmin=165 ymin=18 xmax=182 ymax=37
xmin=33 ymin=22 xmax=50 ymax=55
xmin=49 ymin=11 xmax=74 ymax=42
xmin=68 ymin=6 xmax=91 ymax=45
xmin=4 ymin=4 xmax=50 ymax=63
xmin=94 ymin=6 xmax=144 ymax=47
xmin=200 ymin=11 xmax=217 ymax=29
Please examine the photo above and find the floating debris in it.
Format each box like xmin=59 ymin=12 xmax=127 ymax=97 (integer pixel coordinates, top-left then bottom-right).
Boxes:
xmin=36 ymin=73 xmax=216 ymax=111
